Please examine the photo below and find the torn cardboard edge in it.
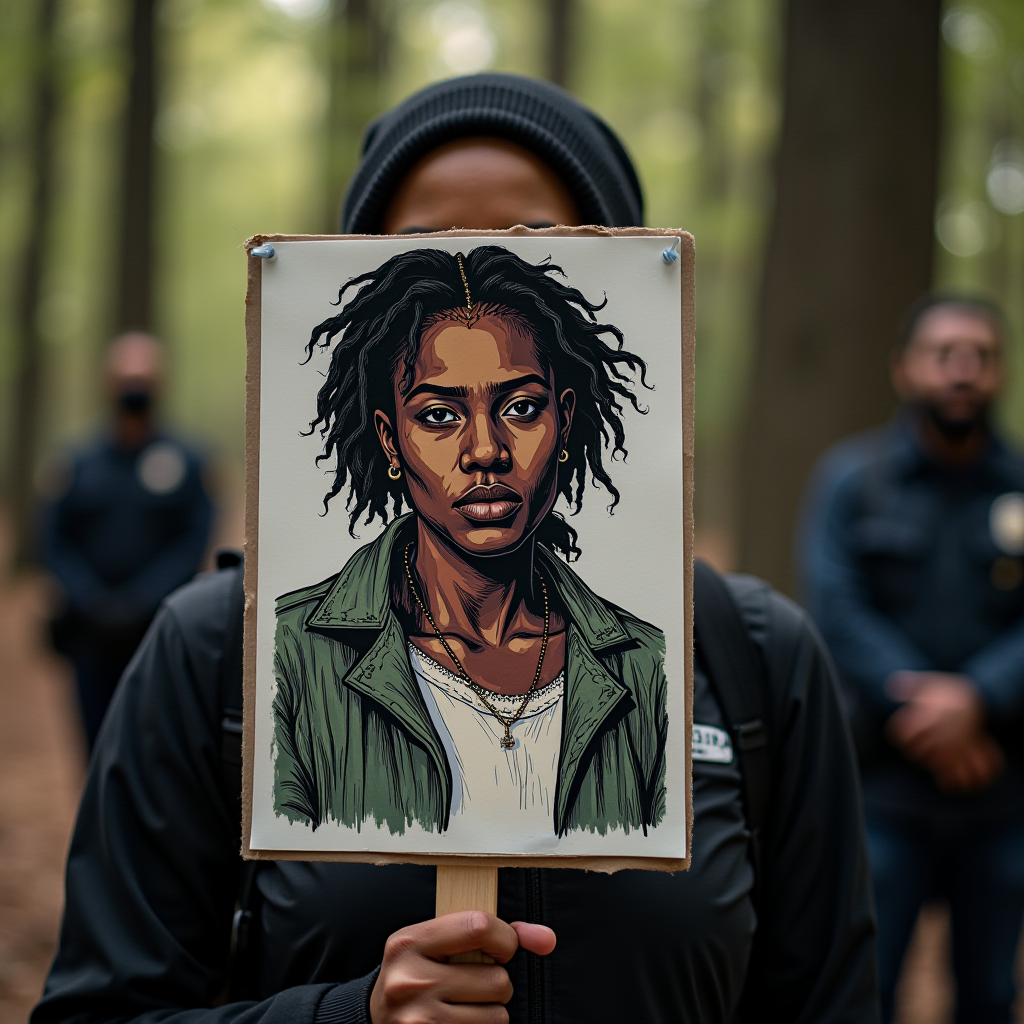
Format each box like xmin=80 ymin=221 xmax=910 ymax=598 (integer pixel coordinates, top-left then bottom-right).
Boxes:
xmin=241 ymin=226 xmax=695 ymax=873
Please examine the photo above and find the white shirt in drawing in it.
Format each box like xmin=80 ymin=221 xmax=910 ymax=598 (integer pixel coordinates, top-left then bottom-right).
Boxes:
xmin=408 ymin=643 xmax=565 ymax=842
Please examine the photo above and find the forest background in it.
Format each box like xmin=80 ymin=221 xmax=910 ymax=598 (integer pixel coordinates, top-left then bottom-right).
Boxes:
xmin=1 ymin=0 xmax=1023 ymax=594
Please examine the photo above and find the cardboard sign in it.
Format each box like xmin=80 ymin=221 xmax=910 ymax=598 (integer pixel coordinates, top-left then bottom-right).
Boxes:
xmin=242 ymin=227 xmax=694 ymax=872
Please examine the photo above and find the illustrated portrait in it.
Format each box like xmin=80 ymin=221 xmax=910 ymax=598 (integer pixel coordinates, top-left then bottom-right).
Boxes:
xmin=248 ymin=233 xmax=690 ymax=862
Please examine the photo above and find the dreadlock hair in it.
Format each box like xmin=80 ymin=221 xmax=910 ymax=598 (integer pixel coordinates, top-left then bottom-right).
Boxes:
xmin=303 ymin=245 xmax=650 ymax=560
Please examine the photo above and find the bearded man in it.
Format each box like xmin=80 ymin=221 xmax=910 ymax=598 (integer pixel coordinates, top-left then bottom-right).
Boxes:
xmin=801 ymin=294 xmax=1024 ymax=1024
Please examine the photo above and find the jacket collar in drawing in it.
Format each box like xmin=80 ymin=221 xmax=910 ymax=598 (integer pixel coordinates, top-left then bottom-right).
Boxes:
xmin=305 ymin=513 xmax=630 ymax=650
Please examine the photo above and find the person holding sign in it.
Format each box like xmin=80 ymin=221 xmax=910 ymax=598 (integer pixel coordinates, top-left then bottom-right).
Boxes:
xmin=34 ymin=74 xmax=878 ymax=1024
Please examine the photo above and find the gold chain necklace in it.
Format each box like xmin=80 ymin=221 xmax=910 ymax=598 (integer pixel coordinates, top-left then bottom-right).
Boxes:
xmin=403 ymin=542 xmax=550 ymax=750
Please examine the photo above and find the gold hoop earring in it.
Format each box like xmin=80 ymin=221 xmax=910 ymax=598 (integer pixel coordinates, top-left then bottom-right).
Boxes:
xmin=558 ymin=449 xmax=569 ymax=463
xmin=387 ymin=463 xmax=402 ymax=480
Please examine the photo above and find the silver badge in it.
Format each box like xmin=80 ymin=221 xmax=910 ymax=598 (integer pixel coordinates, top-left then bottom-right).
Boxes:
xmin=138 ymin=442 xmax=187 ymax=495
xmin=990 ymin=492 xmax=1024 ymax=556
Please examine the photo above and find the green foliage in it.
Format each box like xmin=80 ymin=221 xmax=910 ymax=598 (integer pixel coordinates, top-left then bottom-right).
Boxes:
xmin=0 ymin=0 xmax=1019 ymax=498
xmin=0 ymin=0 xmax=781 ymax=480
xmin=935 ymin=0 xmax=1024 ymax=440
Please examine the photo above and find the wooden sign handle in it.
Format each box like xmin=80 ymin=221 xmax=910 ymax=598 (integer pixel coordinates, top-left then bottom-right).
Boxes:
xmin=436 ymin=865 xmax=498 ymax=964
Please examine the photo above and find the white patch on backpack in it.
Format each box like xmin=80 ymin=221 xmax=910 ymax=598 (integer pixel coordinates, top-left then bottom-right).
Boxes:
xmin=692 ymin=723 xmax=734 ymax=763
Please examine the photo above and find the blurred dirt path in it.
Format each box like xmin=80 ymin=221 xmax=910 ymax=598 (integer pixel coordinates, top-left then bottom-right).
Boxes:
xmin=0 ymin=481 xmax=243 ymax=1024
xmin=895 ymin=906 xmax=957 ymax=1023
xmin=0 ymin=577 xmax=83 ymax=1024
xmin=895 ymin=904 xmax=1024 ymax=1023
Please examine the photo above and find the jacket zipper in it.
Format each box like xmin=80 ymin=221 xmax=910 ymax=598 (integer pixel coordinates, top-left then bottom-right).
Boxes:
xmin=526 ymin=868 xmax=544 ymax=1024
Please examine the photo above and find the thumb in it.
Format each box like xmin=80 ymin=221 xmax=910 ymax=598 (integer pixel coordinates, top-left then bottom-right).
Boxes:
xmin=511 ymin=921 xmax=556 ymax=956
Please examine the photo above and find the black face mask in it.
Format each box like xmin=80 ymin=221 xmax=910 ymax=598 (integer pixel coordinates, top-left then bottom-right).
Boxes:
xmin=118 ymin=389 xmax=152 ymax=415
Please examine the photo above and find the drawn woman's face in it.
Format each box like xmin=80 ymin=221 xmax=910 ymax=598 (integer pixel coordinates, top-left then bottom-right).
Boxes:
xmin=375 ymin=314 xmax=574 ymax=557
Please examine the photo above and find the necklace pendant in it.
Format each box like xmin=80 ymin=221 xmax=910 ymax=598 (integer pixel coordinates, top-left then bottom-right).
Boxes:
xmin=500 ymin=732 xmax=516 ymax=750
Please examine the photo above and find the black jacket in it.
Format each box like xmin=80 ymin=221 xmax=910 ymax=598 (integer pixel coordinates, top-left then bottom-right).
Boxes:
xmin=33 ymin=568 xmax=878 ymax=1024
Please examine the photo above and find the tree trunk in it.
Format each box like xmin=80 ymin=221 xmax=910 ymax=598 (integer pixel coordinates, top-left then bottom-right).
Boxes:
xmin=735 ymin=0 xmax=942 ymax=594
xmin=324 ymin=0 xmax=390 ymax=231
xmin=116 ymin=0 xmax=157 ymax=331
xmin=546 ymin=0 xmax=573 ymax=89
xmin=9 ymin=0 xmax=60 ymax=568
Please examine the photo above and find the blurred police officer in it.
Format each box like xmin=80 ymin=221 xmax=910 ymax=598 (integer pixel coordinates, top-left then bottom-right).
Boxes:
xmin=801 ymin=295 xmax=1024 ymax=1024
xmin=41 ymin=332 xmax=214 ymax=752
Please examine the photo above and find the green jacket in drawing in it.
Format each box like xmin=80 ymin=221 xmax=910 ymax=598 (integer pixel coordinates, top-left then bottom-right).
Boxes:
xmin=272 ymin=515 xmax=668 ymax=836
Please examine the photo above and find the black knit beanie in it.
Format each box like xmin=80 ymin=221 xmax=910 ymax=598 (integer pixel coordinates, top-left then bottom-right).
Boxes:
xmin=341 ymin=73 xmax=644 ymax=233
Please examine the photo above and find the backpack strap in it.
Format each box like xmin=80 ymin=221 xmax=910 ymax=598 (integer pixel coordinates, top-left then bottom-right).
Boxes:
xmin=215 ymin=548 xmax=245 ymax=818
xmin=692 ymin=559 xmax=772 ymax=904
xmin=213 ymin=550 xmax=261 ymax=1000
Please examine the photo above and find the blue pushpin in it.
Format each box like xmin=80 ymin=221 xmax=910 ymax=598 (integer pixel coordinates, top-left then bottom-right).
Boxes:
xmin=662 ymin=240 xmax=680 ymax=264
xmin=251 ymin=244 xmax=275 ymax=258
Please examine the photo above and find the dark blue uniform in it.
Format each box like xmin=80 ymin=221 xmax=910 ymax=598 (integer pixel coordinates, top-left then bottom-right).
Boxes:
xmin=801 ymin=415 xmax=1024 ymax=1023
xmin=41 ymin=434 xmax=213 ymax=750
